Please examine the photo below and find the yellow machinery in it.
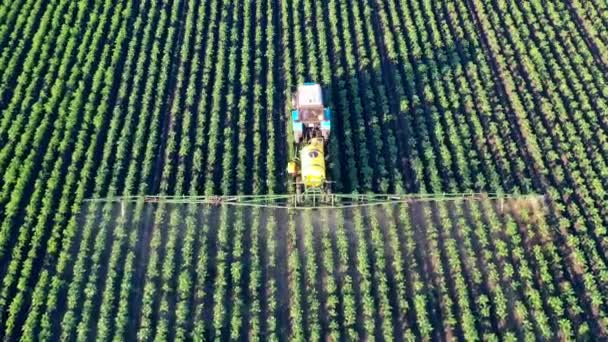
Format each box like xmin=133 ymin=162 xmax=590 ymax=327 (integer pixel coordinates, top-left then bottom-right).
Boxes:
xmin=300 ymin=137 xmax=326 ymax=188
xmin=287 ymin=83 xmax=332 ymax=198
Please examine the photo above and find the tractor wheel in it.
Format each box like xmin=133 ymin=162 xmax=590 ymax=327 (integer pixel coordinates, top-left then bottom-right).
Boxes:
xmin=295 ymin=177 xmax=302 ymax=203
xmin=325 ymin=182 xmax=332 ymax=203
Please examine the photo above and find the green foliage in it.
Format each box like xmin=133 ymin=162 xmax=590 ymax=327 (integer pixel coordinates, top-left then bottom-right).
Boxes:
xmin=1 ymin=0 xmax=608 ymax=340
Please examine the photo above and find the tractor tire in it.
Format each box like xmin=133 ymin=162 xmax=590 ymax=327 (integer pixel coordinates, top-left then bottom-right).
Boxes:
xmin=296 ymin=177 xmax=302 ymax=203
xmin=325 ymin=182 xmax=332 ymax=203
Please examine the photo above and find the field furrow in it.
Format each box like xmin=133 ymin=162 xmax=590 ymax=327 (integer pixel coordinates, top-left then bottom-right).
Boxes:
xmin=1 ymin=0 xmax=608 ymax=339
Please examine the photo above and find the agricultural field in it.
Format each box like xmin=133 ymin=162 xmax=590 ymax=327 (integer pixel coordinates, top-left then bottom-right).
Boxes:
xmin=1 ymin=0 xmax=608 ymax=340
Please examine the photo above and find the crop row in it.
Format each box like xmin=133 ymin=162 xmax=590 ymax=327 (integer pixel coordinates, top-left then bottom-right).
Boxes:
xmin=1 ymin=0 xmax=608 ymax=339
xmin=3 ymin=199 xmax=574 ymax=340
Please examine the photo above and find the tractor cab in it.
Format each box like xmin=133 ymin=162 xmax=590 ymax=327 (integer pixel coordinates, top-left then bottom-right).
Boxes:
xmin=291 ymin=83 xmax=331 ymax=143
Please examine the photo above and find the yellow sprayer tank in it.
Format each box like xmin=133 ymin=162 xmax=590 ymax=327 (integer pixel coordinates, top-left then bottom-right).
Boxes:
xmin=300 ymin=137 xmax=326 ymax=188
